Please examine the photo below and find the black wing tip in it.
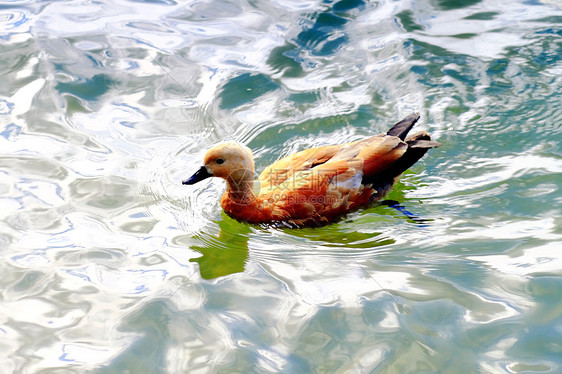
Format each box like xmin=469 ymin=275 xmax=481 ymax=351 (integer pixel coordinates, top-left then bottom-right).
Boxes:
xmin=386 ymin=113 xmax=421 ymax=140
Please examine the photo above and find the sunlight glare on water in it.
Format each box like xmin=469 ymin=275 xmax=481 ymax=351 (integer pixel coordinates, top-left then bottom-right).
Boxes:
xmin=1 ymin=0 xmax=561 ymax=372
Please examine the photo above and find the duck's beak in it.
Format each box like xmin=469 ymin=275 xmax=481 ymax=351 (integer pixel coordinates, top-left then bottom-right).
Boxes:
xmin=182 ymin=166 xmax=212 ymax=185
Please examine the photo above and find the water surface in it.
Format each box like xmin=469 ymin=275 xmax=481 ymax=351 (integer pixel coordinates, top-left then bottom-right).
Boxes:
xmin=1 ymin=0 xmax=561 ymax=372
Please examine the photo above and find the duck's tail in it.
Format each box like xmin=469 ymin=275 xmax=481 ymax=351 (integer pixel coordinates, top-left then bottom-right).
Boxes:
xmin=387 ymin=114 xmax=441 ymax=177
xmin=396 ymin=130 xmax=441 ymax=177
xmin=363 ymin=114 xmax=441 ymax=186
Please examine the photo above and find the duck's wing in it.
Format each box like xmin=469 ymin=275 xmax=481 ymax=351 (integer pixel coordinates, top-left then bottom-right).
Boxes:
xmin=258 ymin=134 xmax=410 ymax=193
xmin=323 ymin=133 xmax=439 ymax=190
xmin=360 ymin=132 xmax=441 ymax=186
xmin=259 ymin=158 xmax=364 ymax=214
xmin=259 ymin=113 xmax=440 ymax=198
xmin=334 ymin=135 xmax=408 ymax=177
xmin=258 ymin=144 xmax=342 ymax=190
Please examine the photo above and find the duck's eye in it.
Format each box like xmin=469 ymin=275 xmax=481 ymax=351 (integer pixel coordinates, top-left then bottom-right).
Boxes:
xmin=216 ymin=158 xmax=224 ymax=165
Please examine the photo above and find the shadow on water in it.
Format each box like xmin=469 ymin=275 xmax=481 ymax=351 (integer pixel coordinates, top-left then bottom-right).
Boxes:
xmin=380 ymin=199 xmax=433 ymax=226
xmin=189 ymin=215 xmax=252 ymax=280
xmin=186 ymin=180 xmax=435 ymax=279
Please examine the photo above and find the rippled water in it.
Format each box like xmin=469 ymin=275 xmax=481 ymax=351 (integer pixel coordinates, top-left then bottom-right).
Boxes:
xmin=1 ymin=0 xmax=561 ymax=372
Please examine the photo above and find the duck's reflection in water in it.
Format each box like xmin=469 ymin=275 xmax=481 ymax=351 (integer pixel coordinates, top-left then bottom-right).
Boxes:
xmin=188 ymin=197 xmax=435 ymax=279
xmin=190 ymin=216 xmax=252 ymax=279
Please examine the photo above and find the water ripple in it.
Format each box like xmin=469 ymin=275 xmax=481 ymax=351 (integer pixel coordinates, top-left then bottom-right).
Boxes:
xmin=1 ymin=0 xmax=561 ymax=372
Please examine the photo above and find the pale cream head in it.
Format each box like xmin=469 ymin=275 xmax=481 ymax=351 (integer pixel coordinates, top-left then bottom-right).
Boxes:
xmin=202 ymin=141 xmax=254 ymax=180
xmin=183 ymin=141 xmax=254 ymax=186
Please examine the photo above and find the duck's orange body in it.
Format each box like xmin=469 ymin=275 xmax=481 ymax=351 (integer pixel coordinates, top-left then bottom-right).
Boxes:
xmin=183 ymin=113 xmax=440 ymax=227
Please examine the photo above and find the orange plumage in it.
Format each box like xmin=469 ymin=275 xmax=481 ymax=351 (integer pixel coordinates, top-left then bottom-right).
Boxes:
xmin=183 ymin=113 xmax=440 ymax=227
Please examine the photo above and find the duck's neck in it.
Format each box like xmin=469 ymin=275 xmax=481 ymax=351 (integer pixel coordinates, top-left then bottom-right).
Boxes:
xmin=225 ymin=170 xmax=257 ymax=205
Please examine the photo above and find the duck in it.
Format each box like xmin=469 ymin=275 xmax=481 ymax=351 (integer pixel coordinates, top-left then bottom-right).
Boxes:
xmin=183 ymin=113 xmax=440 ymax=228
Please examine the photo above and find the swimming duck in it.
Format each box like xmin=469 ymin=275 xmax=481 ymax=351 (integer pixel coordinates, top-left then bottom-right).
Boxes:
xmin=183 ymin=113 xmax=440 ymax=227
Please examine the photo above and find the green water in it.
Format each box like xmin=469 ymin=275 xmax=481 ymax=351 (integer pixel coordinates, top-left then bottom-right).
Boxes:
xmin=1 ymin=0 xmax=561 ymax=372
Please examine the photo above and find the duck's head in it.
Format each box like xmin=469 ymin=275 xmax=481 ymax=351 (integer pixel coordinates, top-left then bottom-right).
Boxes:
xmin=182 ymin=141 xmax=254 ymax=186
